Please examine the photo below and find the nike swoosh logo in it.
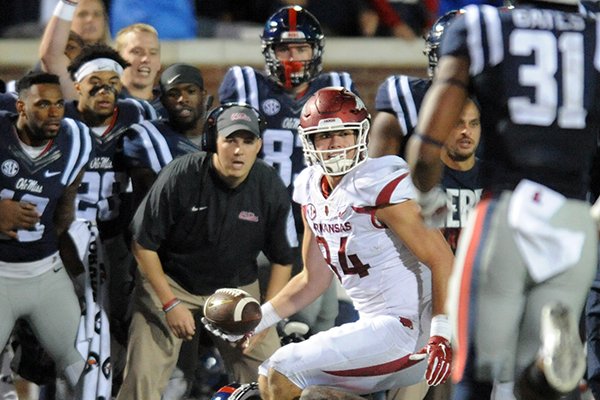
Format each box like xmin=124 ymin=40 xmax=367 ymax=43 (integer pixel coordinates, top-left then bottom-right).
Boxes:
xmin=44 ymin=170 xmax=61 ymax=178
xmin=191 ymin=206 xmax=208 ymax=212
xmin=167 ymin=74 xmax=181 ymax=85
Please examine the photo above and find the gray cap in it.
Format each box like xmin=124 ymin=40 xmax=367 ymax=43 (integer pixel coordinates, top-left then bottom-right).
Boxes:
xmin=160 ymin=63 xmax=204 ymax=92
xmin=217 ymin=106 xmax=261 ymax=138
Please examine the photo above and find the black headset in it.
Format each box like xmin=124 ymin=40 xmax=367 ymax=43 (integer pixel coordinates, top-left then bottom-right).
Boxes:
xmin=201 ymin=102 xmax=266 ymax=153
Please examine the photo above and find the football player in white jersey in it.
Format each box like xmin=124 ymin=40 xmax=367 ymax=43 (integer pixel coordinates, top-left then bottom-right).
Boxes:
xmin=205 ymin=87 xmax=454 ymax=399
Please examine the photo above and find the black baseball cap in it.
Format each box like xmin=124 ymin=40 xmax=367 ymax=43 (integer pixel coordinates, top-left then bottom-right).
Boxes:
xmin=160 ymin=63 xmax=204 ymax=92
xmin=217 ymin=105 xmax=261 ymax=138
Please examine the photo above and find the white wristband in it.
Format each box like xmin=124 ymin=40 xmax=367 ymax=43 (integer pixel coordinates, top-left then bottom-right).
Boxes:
xmin=253 ymin=302 xmax=282 ymax=334
xmin=53 ymin=1 xmax=77 ymax=21
xmin=430 ymin=314 xmax=451 ymax=341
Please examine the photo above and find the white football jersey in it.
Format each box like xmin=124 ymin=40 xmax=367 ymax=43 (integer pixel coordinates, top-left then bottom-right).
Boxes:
xmin=293 ymin=156 xmax=432 ymax=320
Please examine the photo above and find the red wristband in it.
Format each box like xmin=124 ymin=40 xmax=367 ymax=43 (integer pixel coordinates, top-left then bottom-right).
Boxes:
xmin=162 ymin=298 xmax=180 ymax=313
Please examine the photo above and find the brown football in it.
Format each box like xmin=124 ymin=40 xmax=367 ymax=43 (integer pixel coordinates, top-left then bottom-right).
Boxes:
xmin=203 ymin=288 xmax=262 ymax=335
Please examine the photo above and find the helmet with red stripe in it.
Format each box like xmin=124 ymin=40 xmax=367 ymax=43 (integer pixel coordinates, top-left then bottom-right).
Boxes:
xmin=261 ymin=6 xmax=325 ymax=88
xmin=299 ymin=87 xmax=370 ymax=176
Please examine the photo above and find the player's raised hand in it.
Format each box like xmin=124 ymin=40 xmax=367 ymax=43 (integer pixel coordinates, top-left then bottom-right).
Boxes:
xmin=0 ymin=199 xmax=40 ymax=238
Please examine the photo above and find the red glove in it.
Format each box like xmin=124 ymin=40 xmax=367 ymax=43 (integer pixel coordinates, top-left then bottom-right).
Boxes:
xmin=409 ymin=314 xmax=452 ymax=386
xmin=409 ymin=335 xmax=452 ymax=386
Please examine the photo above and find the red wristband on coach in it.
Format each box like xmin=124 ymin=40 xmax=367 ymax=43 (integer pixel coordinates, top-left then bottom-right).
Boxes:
xmin=162 ymin=298 xmax=181 ymax=313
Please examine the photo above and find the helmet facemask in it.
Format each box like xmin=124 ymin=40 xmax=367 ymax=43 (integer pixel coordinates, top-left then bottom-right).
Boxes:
xmin=300 ymin=119 xmax=370 ymax=176
xmin=261 ymin=6 xmax=325 ymax=89
xmin=262 ymin=39 xmax=324 ymax=89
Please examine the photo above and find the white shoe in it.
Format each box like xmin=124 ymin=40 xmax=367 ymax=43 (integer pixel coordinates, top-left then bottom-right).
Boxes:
xmin=539 ymin=302 xmax=586 ymax=394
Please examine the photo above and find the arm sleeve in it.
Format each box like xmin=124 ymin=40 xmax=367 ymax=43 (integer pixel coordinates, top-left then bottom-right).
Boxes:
xmin=375 ymin=78 xmax=394 ymax=112
xmin=218 ymin=67 xmax=242 ymax=104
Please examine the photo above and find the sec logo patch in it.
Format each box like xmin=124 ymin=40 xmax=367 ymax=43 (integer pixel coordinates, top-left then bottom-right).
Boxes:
xmin=1 ymin=159 xmax=19 ymax=177
xmin=262 ymin=99 xmax=281 ymax=116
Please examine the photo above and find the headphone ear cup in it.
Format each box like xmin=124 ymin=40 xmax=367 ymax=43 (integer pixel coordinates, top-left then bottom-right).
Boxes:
xmin=202 ymin=107 xmax=220 ymax=153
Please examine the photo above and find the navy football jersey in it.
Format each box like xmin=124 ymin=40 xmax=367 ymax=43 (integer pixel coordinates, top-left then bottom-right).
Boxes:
xmin=65 ymin=98 xmax=156 ymax=238
xmin=441 ymin=160 xmax=483 ymax=253
xmin=442 ymin=4 xmax=600 ymax=199
xmin=374 ymin=75 xmax=431 ymax=157
xmin=0 ymin=112 xmax=92 ymax=262
xmin=123 ymin=119 xmax=201 ymax=173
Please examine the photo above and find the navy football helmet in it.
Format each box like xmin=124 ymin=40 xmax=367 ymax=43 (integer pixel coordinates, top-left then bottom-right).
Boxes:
xmin=423 ymin=9 xmax=465 ymax=78
xmin=261 ymin=6 xmax=325 ymax=88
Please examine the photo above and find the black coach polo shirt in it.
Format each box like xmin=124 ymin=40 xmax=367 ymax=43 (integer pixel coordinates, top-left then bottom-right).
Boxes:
xmin=131 ymin=152 xmax=294 ymax=295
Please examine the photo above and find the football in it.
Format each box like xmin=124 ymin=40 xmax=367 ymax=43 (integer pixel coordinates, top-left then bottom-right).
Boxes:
xmin=203 ymin=289 xmax=262 ymax=335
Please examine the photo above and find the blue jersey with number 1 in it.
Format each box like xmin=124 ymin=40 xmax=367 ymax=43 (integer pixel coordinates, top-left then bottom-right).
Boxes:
xmin=0 ymin=112 xmax=92 ymax=262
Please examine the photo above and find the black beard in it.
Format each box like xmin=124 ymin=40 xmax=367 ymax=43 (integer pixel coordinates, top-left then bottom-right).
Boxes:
xmin=169 ymin=108 xmax=205 ymax=133
xmin=170 ymin=116 xmax=198 ymax=132
xmin=448 ymin=151 xmax=472 ymax=163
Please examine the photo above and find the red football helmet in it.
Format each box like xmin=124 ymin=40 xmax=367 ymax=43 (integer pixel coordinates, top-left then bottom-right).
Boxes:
xmin=299 ymin=87 xmax=370 ymax=176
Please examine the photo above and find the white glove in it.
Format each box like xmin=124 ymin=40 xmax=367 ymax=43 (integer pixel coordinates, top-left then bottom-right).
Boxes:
xmin=416 ymin=186 xmax=449 ymax=228
xmin=201 ymin=317 xmax=248 ymax=343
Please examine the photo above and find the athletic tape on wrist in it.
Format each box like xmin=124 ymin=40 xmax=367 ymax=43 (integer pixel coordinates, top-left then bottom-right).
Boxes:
xmin=53 ymin=1 xmax=77 ymax=21
xmin=430 ymin=314 xmax=451 ymax=341
xmin=253 ymin=302 xmax=282 ymax=334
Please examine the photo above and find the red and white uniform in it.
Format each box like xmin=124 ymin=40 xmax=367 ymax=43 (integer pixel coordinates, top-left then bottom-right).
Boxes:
xmin=260 ymin=156 xmax=433 ymax=394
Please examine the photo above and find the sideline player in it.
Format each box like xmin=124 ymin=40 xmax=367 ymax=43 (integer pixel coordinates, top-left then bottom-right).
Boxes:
xmin=0 ymin=72 xmax=92 ymax=391
xmin=123 ymin=63 xmax=209 ymax=208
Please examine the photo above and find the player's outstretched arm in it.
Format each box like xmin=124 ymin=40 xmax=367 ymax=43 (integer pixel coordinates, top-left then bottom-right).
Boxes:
xmin=264 ymin=262 xmax=292 ymax=302
xmin=269 ymin=221 xmax=334 ymax=320
xmin=253 ymin=216 xmax=334 ymax=337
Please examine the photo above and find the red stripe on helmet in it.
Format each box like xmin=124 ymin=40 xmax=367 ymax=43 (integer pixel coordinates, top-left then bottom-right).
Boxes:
xmin=289 ymin=7 xmax=297 ymax=31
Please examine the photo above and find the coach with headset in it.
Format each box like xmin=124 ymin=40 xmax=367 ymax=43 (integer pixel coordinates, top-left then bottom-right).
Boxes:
xmin=117 ymin=103 xmax=294 ymax=400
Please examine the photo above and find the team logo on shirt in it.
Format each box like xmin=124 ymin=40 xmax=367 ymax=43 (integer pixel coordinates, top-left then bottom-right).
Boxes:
xmin=1 ymin=159 xmax=18 ymax=177
xmin=262 ymin=99 xmax=281 ymax=116
xmin=239 ymin=211 xmax=259 ymax=222
xmin=15 ymin=178 xmax=43 ymax=193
